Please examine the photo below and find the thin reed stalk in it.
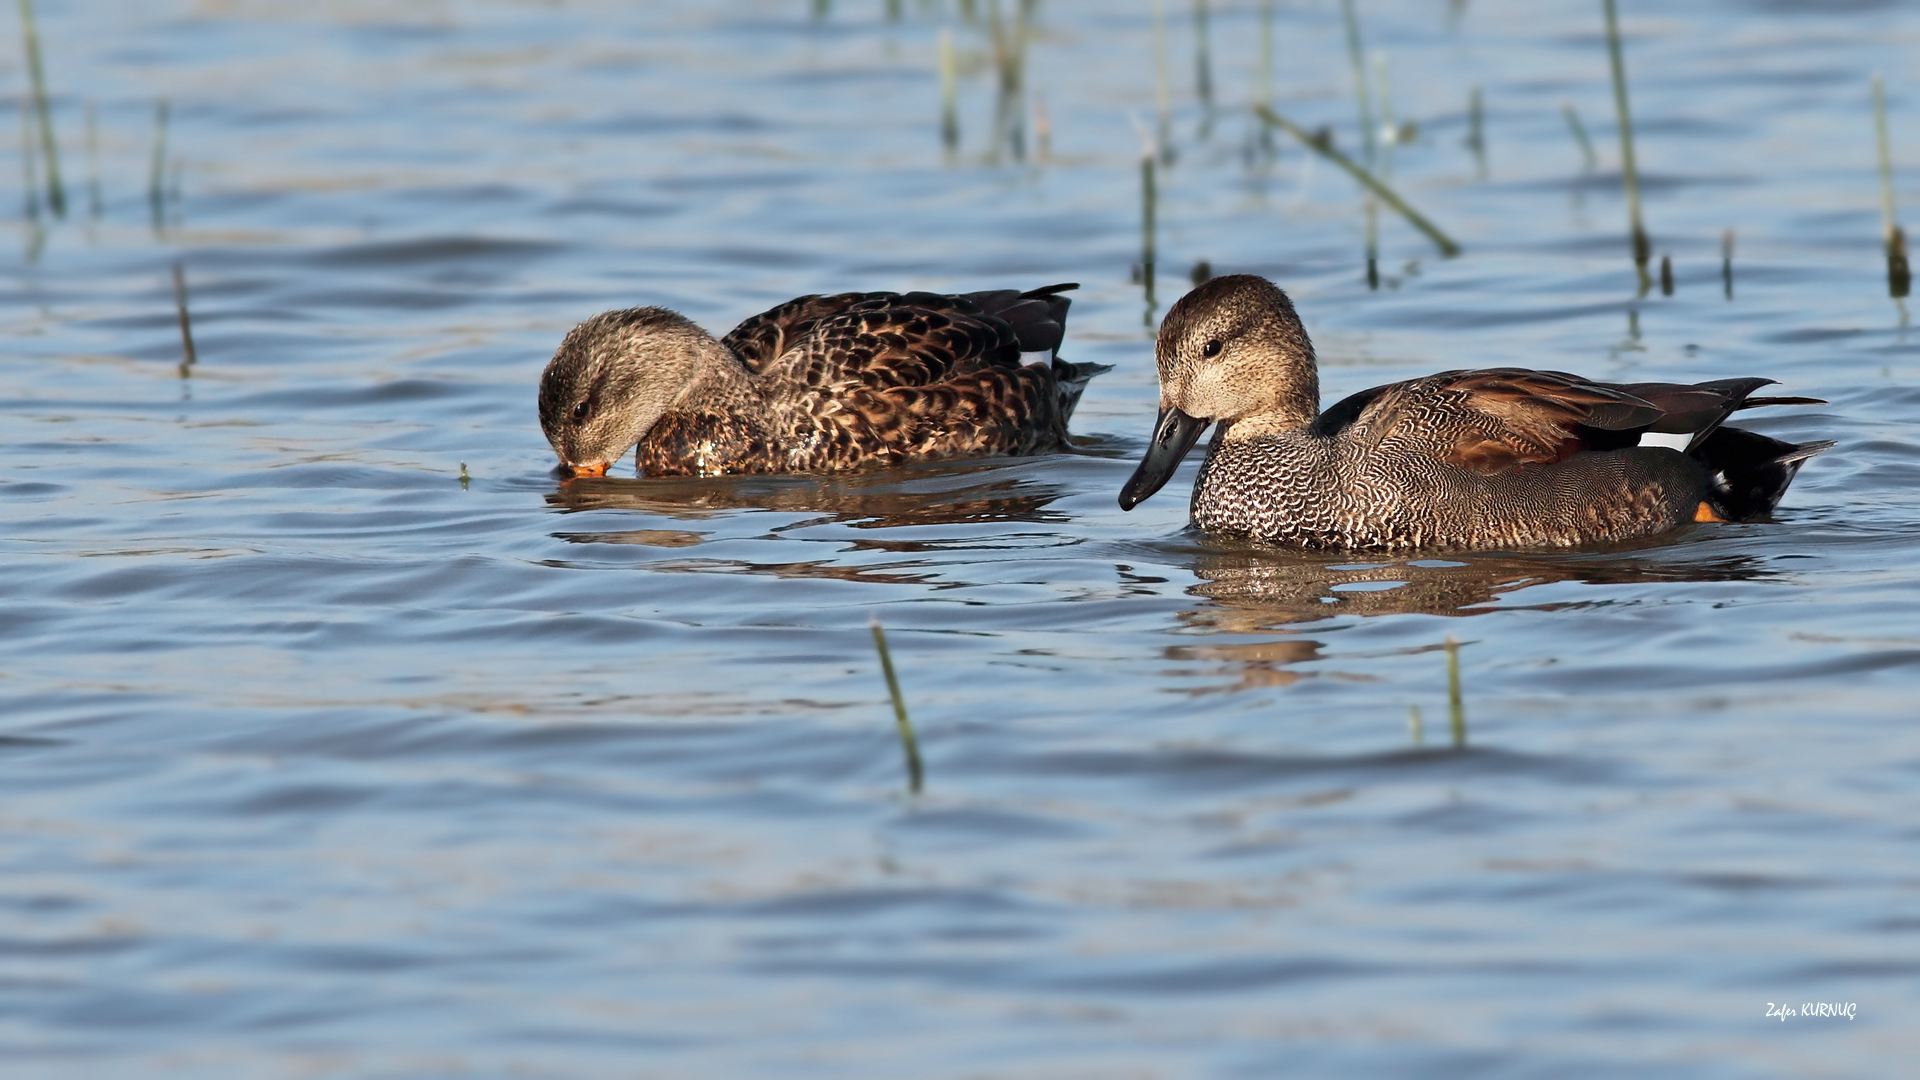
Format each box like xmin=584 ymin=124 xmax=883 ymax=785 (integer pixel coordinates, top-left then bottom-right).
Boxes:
xmin=1561 ymin=100 xmax=1595 ymax=172
xmin=869 ymin=618 xmax=923 ymax=794
xmin=1467 ymin=84 xmax=1485 ymax=178
xmin=1873 ymin=75 xmax=1910 ymax=299
xmin=1152 ymin=0 xmax=1172 ymax=162
xmin=172 ymin=262 xmax=197 ymax=378
xmin=85 ymin=99 xmax=99 ymax=218
xmin=1874 ymin=75 xmax=1896 ymax=247
xmin=1340 ymin=0 xmax=1374 ymax=167
xmin=149 ymin=98 xmax=169 ymax=233
xmin=1255 ymin=105 xmax=1461 ymax=257
xmin=1141 ymin=148 xmax=1158 ymax=324
xmin=1602 ymin=0 xmax=1650 ymax=287
xmin=18 ymin=0 xmax=64 ymax=217
xmin=1444 ymin=636 xmax=1466 ymax=749
xmin=1722 ymin=227 xmax=1734 ymax=300
xmin=1193 ymin=0 xmax=1213 ymax=112
xmin=18 ymin=98 xmax=39 ymax=221
xmin=938 ymin=27 xmax=958 ymax=151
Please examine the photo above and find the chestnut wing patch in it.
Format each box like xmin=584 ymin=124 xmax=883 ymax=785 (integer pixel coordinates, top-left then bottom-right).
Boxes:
xmin=1426 ymin=368 xmax=1663 ymax=474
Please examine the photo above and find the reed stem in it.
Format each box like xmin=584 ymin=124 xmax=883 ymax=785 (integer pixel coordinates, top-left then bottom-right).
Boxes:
xmin=1874 ymin=74 xmax=1896 ymax=250
xmin=938 ymin=27 xmax=958 ymax=151
xmin=84 ymin=98 xmax=100 ymax=218
xmin=149 ymin=98 xmax=169 ymax=233
xmin=1152 ymin=0 xmax=1172 ymax=162
xmin=1722 ymin=227 xmax=1734 ymax=300
xmin=870 ymin=618 xmax=923 ymax=794
xmin=1602 ymin=0 xmax=1650 ymax=285
xmin=18 ymin=97 xmax=39 ymax=221
xmin=1340 ymin=0 xmax=1375 ymax=167
xmin=1444 ymin=635 xmax=1466 ymax=749
xmin=1141 ymin=150 xmax=1158 ymax=324
xmin=1562 ymin=100 xmax=1595 ymax=172
xmin=18 ymin=0 xmax=63 ymax=217
xmin=172 ymin=262 xmax=197 ymax=378
xmin=1193 ymin=0 xmax=1213 ymax=110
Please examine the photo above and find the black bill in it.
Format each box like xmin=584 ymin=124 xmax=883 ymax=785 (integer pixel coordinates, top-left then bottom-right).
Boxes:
xmin=1118 ymin=406 xmax=1211 ymax=510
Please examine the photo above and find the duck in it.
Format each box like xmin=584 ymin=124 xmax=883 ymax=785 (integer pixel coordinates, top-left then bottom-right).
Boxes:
xmin=1118 ymin=274 xmax=1832 ymax=550
xmin=538 ymin=283 xmax=1107 ymax=478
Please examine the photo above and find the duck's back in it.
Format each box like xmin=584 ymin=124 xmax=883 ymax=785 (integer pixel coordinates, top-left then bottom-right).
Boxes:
xmin=638 ymin=285 xmax=1086 ymax=475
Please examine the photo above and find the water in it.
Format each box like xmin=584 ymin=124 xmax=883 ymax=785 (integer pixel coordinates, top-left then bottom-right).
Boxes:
xmin=3 ymin=1 xmax=1917 ymax=1074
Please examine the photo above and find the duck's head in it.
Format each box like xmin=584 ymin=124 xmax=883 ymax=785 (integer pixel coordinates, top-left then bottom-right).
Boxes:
xmin=538 ymin=308 xmax=716 ymax=477
xmin=1119 ymin=275 xmax=1319 ymax=510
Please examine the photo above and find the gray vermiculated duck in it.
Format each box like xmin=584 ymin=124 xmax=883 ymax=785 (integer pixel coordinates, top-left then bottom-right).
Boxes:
xmin=538 ymin=283 xmax=1106 ymax=477
xmin=1118 ymin=275 xmax=1832 ymax=551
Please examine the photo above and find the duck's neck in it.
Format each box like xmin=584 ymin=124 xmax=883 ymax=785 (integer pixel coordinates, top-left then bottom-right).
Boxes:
xmin=1216 ymin=380 xmax=1320 ymax=441
xmin=679 ymin=336 xmax=767 ymax=418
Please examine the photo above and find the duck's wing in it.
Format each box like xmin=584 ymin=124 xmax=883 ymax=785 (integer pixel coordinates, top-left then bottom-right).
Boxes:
xmin=721 ymin=291 xmax=888 ymax=373
xmin=1599 ymin=377 xmax=1824 ymax=450
xmin=770 ymin=288 xmax=1086 ymax=464
xmin=1352 ymin=368 xmax=1664 ymax=475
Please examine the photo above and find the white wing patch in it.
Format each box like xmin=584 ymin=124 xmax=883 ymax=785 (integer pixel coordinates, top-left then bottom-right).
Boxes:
xmin=1639 ymin=431 xmax=1692 ymax=451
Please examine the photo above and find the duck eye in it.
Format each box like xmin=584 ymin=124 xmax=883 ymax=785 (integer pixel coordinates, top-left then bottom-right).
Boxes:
xmin=1201 ymin=339 xmax=1223 ymax=358
xmin=570 ymin=399 xmax=592 ymax=424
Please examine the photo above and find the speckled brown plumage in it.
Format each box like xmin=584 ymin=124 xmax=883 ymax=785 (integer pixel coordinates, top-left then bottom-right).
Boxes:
xmin=1119 ymin=275 xmax=1832 ymax=551
xmin=538 ymin=284 xmax=1105 ymax=478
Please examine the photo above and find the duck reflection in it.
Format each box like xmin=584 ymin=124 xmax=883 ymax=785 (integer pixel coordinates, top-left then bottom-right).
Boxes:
xmin=1156 ymin=536 xmax=1772 ymax=696
xmin=546 ymin=456 xmax=1069 ymax=538
xmin=1174 ymin=534 xmax=1773 ymax=629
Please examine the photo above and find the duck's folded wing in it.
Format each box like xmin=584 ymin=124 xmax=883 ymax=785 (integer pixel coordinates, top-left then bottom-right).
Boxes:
xmin=722 ymin=291 xmax=888 ymax=373
xmin=1383 ymin=368 xmax=1664 ymax=474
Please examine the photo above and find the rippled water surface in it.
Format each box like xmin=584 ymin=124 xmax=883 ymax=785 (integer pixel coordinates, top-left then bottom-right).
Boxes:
xmin=5 ymin=1 xmax=1919 ymax=1075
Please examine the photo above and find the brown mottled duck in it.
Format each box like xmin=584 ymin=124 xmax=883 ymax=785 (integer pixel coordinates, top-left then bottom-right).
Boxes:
xmin=539 ymin=283 xmax=1106 ymax=478
xmin=1119 ymin=275 xmax=1831 ymax=551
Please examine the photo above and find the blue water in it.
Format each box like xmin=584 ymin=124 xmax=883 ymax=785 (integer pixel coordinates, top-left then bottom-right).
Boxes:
xmin=3 ymin=1 xmax=1916 ymax=1075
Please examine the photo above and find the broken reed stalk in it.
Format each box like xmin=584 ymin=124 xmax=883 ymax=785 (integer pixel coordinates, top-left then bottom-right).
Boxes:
xmin=1444 ymin=635 xmax=1466 ymax=749
xmin=18 ymin=0 xmax=64 ymax=217
xmin=171 ymin=262 xmax=197 ymax=377
xmin=1602 ymin=0 xmax=1650 ymax=282
xmin=870 ymin=618 xmax=923 ymax=794
xmin=1255 ymin=105 xmax=1461 ymax=257
xmin=1659 ymin=253 xmax=1672 ymax=296
xmin=1873 ymin=74 xmax=1911 ymax=299
xmin=1561 ymin=100 xmax=1596 ymax=172
xmin=1408 ymin=704 xmax=1424 ymax=746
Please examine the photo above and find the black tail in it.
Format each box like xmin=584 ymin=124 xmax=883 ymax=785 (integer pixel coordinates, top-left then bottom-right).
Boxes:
xmin=1054 ymin=359 xmax=1112 ymax=425
xmin=1693 ymin=427 xmax=1834 ymax=521
xmin=963 ymin=282 xmax=1079 ymax=354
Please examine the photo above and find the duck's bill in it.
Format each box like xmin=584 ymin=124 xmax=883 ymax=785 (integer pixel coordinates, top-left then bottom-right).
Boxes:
xmin=1119 ymin=407 xmax=1210 ymax=510
xmin=565 ymin=460 xmax=610 ymax=478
